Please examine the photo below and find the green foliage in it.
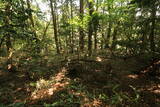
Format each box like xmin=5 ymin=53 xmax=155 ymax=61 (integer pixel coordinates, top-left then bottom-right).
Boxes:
xmin=98 ymin=94 xmax=109 ymax=101
xmin=44 ymin=102 xmax=62 ymax=107
xmin=0 ymin=0 xmax=31 ymax=39
xmin=8 ymin=102 xmax=25 ymax=107
xmin=67 ymin=81 xmax=86 ymax=92
xmin=109 ymin=85 xmax=140 ymax=105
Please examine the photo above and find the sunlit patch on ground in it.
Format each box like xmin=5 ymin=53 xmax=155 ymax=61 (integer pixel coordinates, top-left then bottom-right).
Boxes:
xmin=95 ymin=70 xmax=102 ymax=72
xmin=96 ymin=57 xmax=102 ymax=62
xmin=92 ymin=99 xmax=103 ymax=107
xmin=83 ymin=99 xmax=103 ymax=107
xmin=30 ymin=67 xmax=70 ymax=102
xmin=127 ymin=74 xmax=138 ymax=79
xmin=153 ymin=89 xmax=160 ymax=94
xmin=145 ymin=84 xmax=160 ymax=94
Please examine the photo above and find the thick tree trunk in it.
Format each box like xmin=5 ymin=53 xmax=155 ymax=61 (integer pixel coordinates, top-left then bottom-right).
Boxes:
xmin=79 ymin=0 xmax=84 ymax=51
xmin=49 ymin=0 xmax=60 ymax=54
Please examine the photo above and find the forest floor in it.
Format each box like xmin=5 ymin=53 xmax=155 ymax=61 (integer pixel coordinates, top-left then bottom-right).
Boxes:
xmin=0 ymin=53 xmax=160 ymax=107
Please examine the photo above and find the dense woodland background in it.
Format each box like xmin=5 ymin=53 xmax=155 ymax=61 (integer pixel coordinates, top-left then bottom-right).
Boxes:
xmin=0 ymin=0 xmax=160 ymax=106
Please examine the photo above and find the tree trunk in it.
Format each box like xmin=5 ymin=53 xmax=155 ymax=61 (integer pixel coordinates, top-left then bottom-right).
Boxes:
xmin=149 ymin=6 xmax=156 ymax=52
xmin=26 ymin=0 xmax=35 ymax=28
xmin=94 ymin=30 xmax=98 ymax=50
xmin=88 ymin=1 xmax=94 ymax=56
xmin=70 ymin=0 xmax=74 ymax=53
xmin=105 ymin=4 xmax=112 ymax=48
xmin=26 ymin=0 xmax=40 ymax=53
xmin=26 ymin=0 xmax=37 ymax=37
xmin=140 ymin=21 xmax=148 ymax=53
xmin=94 ymin=0 xmax=99 ymax=50
xmin=101 ymin=0 xmax=105 ymax=49
xmin=105 ymin=22 xmax=112 ymax=48
xmin=42 ymin=21 xmax=51 ymax=40
xmin=111 ymin=25 xmax=118 ymax=50
xmin=0 ymin=36 xmax=5 ymax=48
xmin=49 ymin=0 xmax=60 ymax=54
xmin=4 ymin=2 xmax=13 ymax=71
xmin=79 ymin=0 xmax=84 ymax=51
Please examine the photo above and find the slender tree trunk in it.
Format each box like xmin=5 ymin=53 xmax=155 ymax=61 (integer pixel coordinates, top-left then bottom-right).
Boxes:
xmin=26 ymin=0 xmax=37 ymax=38
xmin=94 ymin=30 xmax=98 ymax=49
xmin=140 ymin=20 xmax=147 ymax=53
xmin=42 ymin=21 xmax=51 ymax=40
xmin=88 ymin=1 xmax=94 ymax=56
xmin=56 ymin=10 xmax=62 ymax=51
xmin=79 ymin=0 xmax=84 ymax=51
xmin=49 ymin=0 xmax=60 ymax=54
xmin=70 ymin=0 xmax=74 ymax=53
xmin=61 ymin=1 xmax=68 ymax=53
xmin=101 ymin=0 xmax=105 ymax=49
xmin=105 ymin=22 xmax=112 ymax=48
xmin=59 ymin=38 xmax=62 ymax=51
xmin=26 ymin=0 xmax=35 ymax=28
xmin=149 ymin=6 xmax=156 ymax=52
xmin=0 ymin=36 xmax=5 ymax=48
xmin=111 ymin=25 xmax=118 ymax=50
xmin=26 ymin=0 xmax=41 ymax=53
xmin=4 ymin=2 xmax=13 ymax=71
xmin=105 ymin=4 xmax=112 ymax=48
xmin=94 ymin=0 xmax=99 ymax=50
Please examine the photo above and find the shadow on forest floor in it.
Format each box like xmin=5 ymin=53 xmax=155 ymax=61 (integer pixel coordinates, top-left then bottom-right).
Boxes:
xmin=0 ymin=54 xmax=160 ymax=107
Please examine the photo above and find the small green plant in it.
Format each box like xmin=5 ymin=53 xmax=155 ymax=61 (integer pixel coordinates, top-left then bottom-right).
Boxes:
xmin=0 ymin=104 xmax=6 ymax=107
xmin=129 ymin=85 xmax=140 ymax=103
xmin=8 ymin=102 xmax=25 ymax=107
xmin=108 ymin=84 xmax=140 ymax=105
xmin=44 ymin=102 xmax=62 ymax=107
xmin=98 ymin=94 xmax=109 ymax=101
xmin=68 ymin=81 xmax=86 ymax=90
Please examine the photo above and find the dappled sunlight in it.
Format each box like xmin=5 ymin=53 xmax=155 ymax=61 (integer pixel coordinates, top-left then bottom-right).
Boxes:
xmin=95 ymin=70 xmax=102 ymax=72
xmin=83 ymin=99 xmax=103 ymax=107
xmin=30 ymin=67 xmax=70 ymax=102
xmin=153 ymin=89 xmax=160 ymax=94
xmin=52 ymin=67 xmax=68 ymax=82
xmin=154 ymin=60 xmax=160 ymax=65
xmin=0 ymin=0 xmax=160 ymax=105
xmin=35 ymin=79 xmax=50 ymax=89
xmin=127 ymin=74 xmax=139 ymax=79
xmin=146 ymin=84 xmax=160 ymax=94
xmin=26 ymin=57 xmax=32 ymax=61
xmin=96 ymin=57 xmax=102 ymax=62
xmin=92 ymin=99 xmax=103 ymax=107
